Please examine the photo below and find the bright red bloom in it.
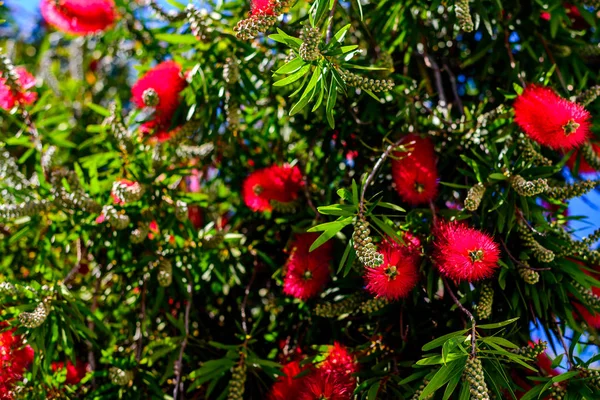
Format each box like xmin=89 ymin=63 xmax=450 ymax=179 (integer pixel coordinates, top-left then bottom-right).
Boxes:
xmin=298 ymin=372 xmax=352 ymax=400
xmin=0 ymin=67 xmax=37 ymax=110
xmin=400 ymin=231 xmax=422 ymax=262
xmin=514 ymin=85 xmax=591 ymax=150
xmin=566 ymin=142 xmax=600 ymax=174
xmin=0 ymin=328 xmax=34 ymax=399
xmin=242 ymin=164 xmax=304 ymax=212
xmin=283 ymin=233 xmax=333 ymax=300
xmin=364 ymin=239 xmax=420 ymax=300
xmin=40 ymin=0 xmax=117 ymax=36
xmin=131 ymin=61 xmax=187 ymax=137
xmin=320 ymin=342 xmax=358 ymax=379
xmin=51 ymin=360 xmax=88 ymax=385
xmin=268 ymin=360 xmax=310 ymax=400
xmin=433 ymin=221 xmax=500 ymax=282
xmin=391 ymin=134 xmax=438 ymax=205
xmin=251 ymin=0 xmax=275 ymax=15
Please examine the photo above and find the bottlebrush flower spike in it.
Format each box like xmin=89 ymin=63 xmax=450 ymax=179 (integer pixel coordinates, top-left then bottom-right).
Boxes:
xmin=131 ymin=61 xmax=187 ymax=137
xmin=268 ymin=360 xmax=310 ymax=400
xmin=251 ymin=0 xmax=276 ymax=15
xmin=51 ymin=360 xmax=88 ymax=385
xmin=364 ymin=239 xmax=420 ymax=300
xmin=566 ymin=142 xmax=600 ymax=173
xmin=0 ymin=328 xmax=34 ymax=397
xmin=433 ymin=221 xmax=500 ymax=282
xmin=572 ymin=269 xmax=600 ymax=329
xmin=391 ymin=134 xmax=438 ymax=205
xmin=283 ymin=233 xmax=333 ymax=300
xmin=40 ymin=0 xmax=117 ymax=36
xmin=514 ymin=85 xmax=591 ymax=150
xmin=242 ymin=164 xmax=304 ymax=212
xmin=0 ymin=67 xmax=37 ymax=110
xmin=298 ymin=372 xmax=352 ymax=400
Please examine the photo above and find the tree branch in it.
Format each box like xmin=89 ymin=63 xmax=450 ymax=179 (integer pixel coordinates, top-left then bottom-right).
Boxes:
xmin=443 ymin=277 xmax=477 ymax=357
xmin=173 ymin=270 xmax=193 ymax=400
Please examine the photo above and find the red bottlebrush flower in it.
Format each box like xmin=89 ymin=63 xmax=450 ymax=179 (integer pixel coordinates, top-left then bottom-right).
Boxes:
xmin=364 ymin=239 xmax=420 ymax=300
xmin=432 ymin=221 xmax=500 ymax=282
xmin=268 ymin=360 xmax=311 ymax=400
xmin=298 ymin=372 xmax=352 ymax=400
xmin=251 ymin=0 xmax=275 ymax=16
xmin=0 ymin=329 xmax=34 ymax=398
xmin=40 ymin=0 xmax=117 ymax=36
xmin=400 ymin=231 xmax=422 ymax=262
xmin=540 ymin=11 xmax=551 ymax=21
xmin=131 ymin=61 xmax=187 ymax=137
xmin=566 ymin=142 xmax=600 ymax=174
xmin=242 ymin=164 xmax=304 ymax=212
xmin=391 ymin=134 xmax=438 ymax=205
xmin=514 ymin=85 xmax=591 ymax=150
xmin=320 ymin=342 xmax=358 ymax=378
xmin=52 ymin=360 xmax=88 ymax=385
xmin=283 ymin=233 xmax=333 ymax=300
xmin=0 ymin=67 xmax=37 ymax=111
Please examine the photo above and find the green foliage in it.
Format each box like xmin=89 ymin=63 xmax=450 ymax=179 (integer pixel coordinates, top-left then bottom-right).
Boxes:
xmin=1 ymin=0 xmax=600 ymax=399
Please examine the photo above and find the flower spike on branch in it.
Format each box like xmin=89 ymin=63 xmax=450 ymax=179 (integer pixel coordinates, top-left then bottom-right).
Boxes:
xmin=19 ymin=299 xmax=51 ymax=329
xmin=517 ymin=137 xmax=553 ymax=166
xmin=511 ymin=341 xmax=548 ymax=358
xmin=576 ymin=85 xmax=600 ymax=107
xmin=410 ymin=380 xmax=433 ymax=400
xmin=455 ymin=0 xmax=474 ymax=32
xmin=580 ymin=142 xmax=600 ymax=171
xmin=517 ymin=222 xmax=555 ymax=263
xmin=476 ymin=282 xmax=494 ymax=319
xmin=314 ymin=294 xmax=364 ymax=318
xmin=227 ymin=358 xmax=247 ymax=400
xmin=464 ymin=356 xmax=490 ymax=399
xmin=352 ymin=219 xmax=383 ymax=267
xmin=518 ymin=261 xmax=540 ymax=285
xmin=546 ymin=180 xmax=600 ymax=200
xmin=464 ymin=182 xmax=486 ymax=211
xmin=299 ymin=25 xmax=321 ymax=62
xmin=339 ymin=69 xmax=395 ymax=93
xmin=234 ymin=0 xmax=291 ymax=40
xmin=509 ymin=174 xmax=549 ymax=197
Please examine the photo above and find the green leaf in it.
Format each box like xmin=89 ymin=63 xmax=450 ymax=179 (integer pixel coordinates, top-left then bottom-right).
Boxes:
xmin=326 ymin=75 xmax=337 ymax=129
xmin=477 ymin=317 xmax=519 ymax=329
xmin=333 ymin=23 xmax=351 ymax=44
xmin=367 ymin=380 xmax=381 ymax=400
xmin=86 ymin=103 xmax=110 ymax=117
xmin=307 ymin=217 xmax=353 ymax=251
xmin=273 ymin=64 xmax=311 ymax=87
xmin=155 ymin=33 xmax=198 ymax=44
xmin=422 ymin=330 xmax=469 ymax=351
xmin=419 ymin=359 xmax=466 ymax=399
xmin=274 ymin=57 xmax=306 ymax=75
xmin=376 ymin=202 xmax=405 ymax=213
xmin=290 ymin=66 xmax=322 ymax=115
xmin=337 ymin=239 xmax=353 ymax=274
xmin=317 ymin=204 xmax=356 ymax=216
xmin=480 ymin=336 xmax=519 ymax=349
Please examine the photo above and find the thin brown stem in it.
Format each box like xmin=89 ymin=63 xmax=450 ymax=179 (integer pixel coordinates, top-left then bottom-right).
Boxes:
xmin=325 ymin=0 xmax=339 ymax=44
xmin=551 ymin=314 xmax=573 ymax=369
xmin=443 ymin=277 xmax=477 ymax=357
xmin=536 ymin=32 xmax=567 ymax=93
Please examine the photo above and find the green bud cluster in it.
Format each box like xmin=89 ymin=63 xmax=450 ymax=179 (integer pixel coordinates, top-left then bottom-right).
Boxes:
xmin=131 ymin=223 xmax=150 ymax=244
xmin=0 ymin=150 xmax=28 ymax=189
xmin=314 ymin=294 xmax=363 ymax=318
xmin=510 ymin=175 xmax=548 ymax=197
xmin=341 ymin=69 xmax=395 ymax=92
xmin=576 ymin=366 xmax=600 ymax=390
xmin=175 ymin=200 xmax=188 ymax=222
xmin=223 ymin=57 xmax=240 ymax=84
xmin=101 ymin=206 xmax=130 ymax=230
xmin=186 ymin=4 xmax=208 ymax=40
xmin=224 ymin=92 xmax=241 ymax=131
xmin=299 ymin=25 xmax=321 ymax=62
xmin=19 ymin=299 xmax=51 ymax=329
xmin=546 ymin=180 xmax=600 ymax=199
xmin=576 ymin=86 xmax=600 ymax=107
xmin=105 ymin=104 xmax=133 ymax=153
xmin=573 ymin=282 xmax=600 ymax=310
xmin=577 ymin=44 xmax=600 ymax=57
xmin=549 ymin=382 xmax=566 ymax=400
xmin=112 ymin=181 xmax=144 ymax=204
xmin=518 ymin=138 xmax=553 ymax=166
xmin=227 ymin=363 xmax=247 ymax=400
xmin=410 ymin=380 xmax=433 ymax=400
xmin=41 ymin=146 xmax=57 ymax=172
xmin=359 ymin=297 xmax=390 ymax=314
xmin=157 ymin=259 xmax=173 ymax=287
xmin=0 ymin=200 xmax=51 ymax=219
xmin=202 ymin=231 xmax=225 ymax=249
xmin=581 ymin=142 xmax=600 ymax=170
xmin=518 ymin=262 xmax=540 ymax=285
xmin=476 ymin=283 xmax=494 ymax=320
xmin=0 ymin=282 xmax=16 ymax=296
xmin=464 ymin=183 xmax=486 ymax=211
xmin=464 ymin=356 xmax=490 ymax=400
xmin=146 ymin=0 xmax=186 ymax=21
xmin=511 ymin=341 xmax=547 ymax=359
xmin=109 ymin=367 xmax=133 ymax=386
xmin=352 ymin=220 xmax=383 ymax=267
xmin=517 ymin=222 xmax=555 ymax=263
xmin=51 ymin=169 xmax=102 ymax=213
xmin=142 ymin=88 xmax=160 ymax=107
xmin=234 ymin=15 xmax=278 ymax=40
xmin=455 ymin=0 xmax=474 ymax=32
xmin=0 ymin=51 xmax=24 ymax=96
